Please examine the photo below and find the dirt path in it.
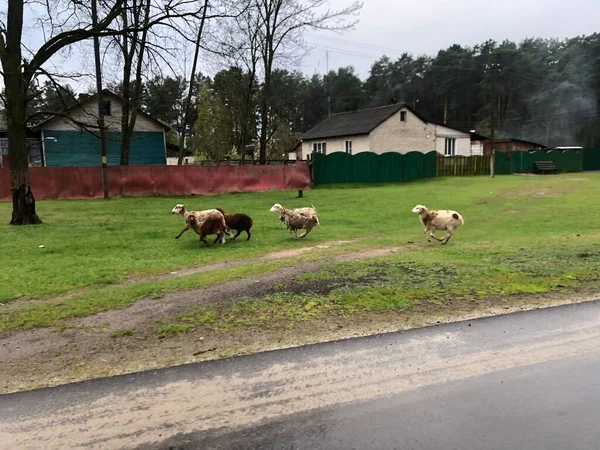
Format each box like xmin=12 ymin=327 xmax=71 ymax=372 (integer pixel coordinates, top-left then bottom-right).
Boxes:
xmin=2 ymin=241 xmax=598 ymax=395
xmin=0 ymin=245 xmax=412 ymax=393
xmin=2 ymin=239 xmax=363 ymax=311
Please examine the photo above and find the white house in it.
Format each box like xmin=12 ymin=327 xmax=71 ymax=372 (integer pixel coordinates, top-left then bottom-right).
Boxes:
xmin=297 ymin=103 xmax=472 ymax=159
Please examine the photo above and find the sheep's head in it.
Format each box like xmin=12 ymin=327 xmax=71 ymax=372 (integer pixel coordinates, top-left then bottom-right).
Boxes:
xmin=270 ymin=203 xmax=284 ymax=214
xmin=172 ymin=204 xmax=186 ymax=215
xmin=412 ymin=205 xmax=427 ymax=214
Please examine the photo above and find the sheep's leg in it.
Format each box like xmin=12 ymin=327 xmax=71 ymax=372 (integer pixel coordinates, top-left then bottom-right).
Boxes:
xmin=200 ymin=234 xmax=209 ymax=245
xmin=299 ymin=224 xmax=314 ymax=239
xmin=429 ymin=230 xmax=443 ymax=242
xmin=441 ymin=229 xmax=454 ymax=245
xmin=175 ymin=224 xmax=191 ymax=239
xmin=232 ymin=229 xmax=242 ymax=240
xmin=246 ymin=230 xmax=251 ymax=241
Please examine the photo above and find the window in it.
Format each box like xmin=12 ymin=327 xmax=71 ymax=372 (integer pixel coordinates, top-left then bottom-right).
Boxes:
xmin=444 ymin=138 xmax=456 ymax=156
xmin=312 ymin=142 xmax=326 ymax=154
xmin=344 ymin=140 xmax=352 ymax=155
xmin=103 ymin=100 xmax=112 ymax=116
xmin=400 ymin=111 xmax=407 ymax=122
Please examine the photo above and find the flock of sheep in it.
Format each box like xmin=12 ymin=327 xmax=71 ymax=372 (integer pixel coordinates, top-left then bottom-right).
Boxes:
xmin=171 ymin=202 xmax=320 ymax=245
xmin=171 ymin=202 xmax=464 ymax=246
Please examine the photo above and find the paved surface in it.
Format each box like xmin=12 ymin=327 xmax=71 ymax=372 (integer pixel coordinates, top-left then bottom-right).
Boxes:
xmin=2 ymin=301 xmax=600 ymax=450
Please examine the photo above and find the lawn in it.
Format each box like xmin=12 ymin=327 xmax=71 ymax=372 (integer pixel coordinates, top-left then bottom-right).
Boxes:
xmin=1 ymin=174 xmax=599 ymax=321
xmin=3 ymin=173 xmax=600 ymax=393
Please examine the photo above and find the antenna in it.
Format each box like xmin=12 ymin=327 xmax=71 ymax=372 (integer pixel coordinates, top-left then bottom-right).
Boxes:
xmin=326 ymin=50 xmax=331 ymax=116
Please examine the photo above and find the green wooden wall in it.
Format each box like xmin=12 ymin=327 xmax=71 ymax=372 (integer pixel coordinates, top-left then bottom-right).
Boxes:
xmin=43 ymin=130 xmax=166 ymax=167
xmin=313 ymin=151 xmax=436 ymax=185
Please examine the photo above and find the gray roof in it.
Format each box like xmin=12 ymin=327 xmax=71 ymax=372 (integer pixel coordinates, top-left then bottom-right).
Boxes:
xmin=300 ymin=104 xmax=405 ymax=140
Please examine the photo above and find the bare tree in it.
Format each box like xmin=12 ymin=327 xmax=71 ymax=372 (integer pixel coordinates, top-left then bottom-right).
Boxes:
xmin=117 ymin=0 xmax=152 ymax=165
xmin=0 ymin=0 xmax=208 ymax=224
xmin=177 ymin=0 xmax=209 ymax=165
xmin=252 ymin=0 xmax=362 ymax=164
xmin=0 ymin=1 xmax=127 ymax=224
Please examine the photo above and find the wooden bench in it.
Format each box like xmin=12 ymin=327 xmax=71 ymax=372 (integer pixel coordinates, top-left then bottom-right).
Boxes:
xmin=534 ymin=160 xmax=558 ymax=174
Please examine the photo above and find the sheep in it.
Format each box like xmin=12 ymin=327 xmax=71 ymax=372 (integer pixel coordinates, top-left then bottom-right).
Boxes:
xmin=175 ymin=214 xmax=229 ymax=245
xmin=412 ymin=204 xmax=464 ymax=244
xmin=171 ymin=203 xmax=232 ymax=241
xmin=269 ymin=203 xmax=320 ymax=239
xmin=216 ymin=208 xmax=253 ymax=241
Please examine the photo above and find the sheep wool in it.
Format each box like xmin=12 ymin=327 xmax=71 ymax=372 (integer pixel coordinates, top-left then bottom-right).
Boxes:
xmin=412 ymin=204 xmax=464 ymax=244
xmin=269 ymin=203 xmax=320 ymax=239
xmin=171 ymin=204 xmax=229 ymax=230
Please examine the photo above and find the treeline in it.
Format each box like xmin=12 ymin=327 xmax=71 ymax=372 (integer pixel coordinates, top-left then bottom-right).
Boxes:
xmin=13 ymin=34 xmax=600 ymax=160
xmin=132 ymin=33 xmax=600 ymax=155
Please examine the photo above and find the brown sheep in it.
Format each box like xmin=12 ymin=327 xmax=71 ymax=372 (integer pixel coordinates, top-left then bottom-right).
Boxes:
xmin=216 ymin=208 xmax=253 ymax=241
xmin=175 ymin=214 xmax=230 ymax=245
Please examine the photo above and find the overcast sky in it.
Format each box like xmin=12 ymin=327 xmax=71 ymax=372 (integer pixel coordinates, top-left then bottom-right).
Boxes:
xmin=301 ymin=0 xmax=600 ymax=79
xmin=10 ymin=0 xmax=600 ymax=93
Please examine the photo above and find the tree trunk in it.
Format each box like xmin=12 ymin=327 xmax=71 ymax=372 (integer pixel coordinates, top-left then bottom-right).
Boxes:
xmin=3 ymin=0 xmax=41 ymax=224
xmin=120 ymin=0 xmax=132 ymax=165
xmin=178 ymin=0 xmax=209 ymax=165
xmin=259 ymin=69 xmax=271 ymax=165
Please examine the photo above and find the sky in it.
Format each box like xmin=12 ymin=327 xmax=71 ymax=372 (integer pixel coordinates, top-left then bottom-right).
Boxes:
xmin=300 ymin=0 xmax=600 ymax=79
xmin=8 ymin=0 xmax=600 ymax=93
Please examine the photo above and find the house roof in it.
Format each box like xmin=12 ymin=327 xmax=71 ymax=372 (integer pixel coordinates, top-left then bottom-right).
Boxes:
xmin=494 ymin=138 xmax=546 ymax=148
xmin=470 ymin=131 xmax=489 ymax=141
xmin=300 ymin=103 xmax=472 ymax=141
xmin=32 ymin=89 xmax=171 ymax=131
xmin=300 ymin=104 xmax=405 ymax=140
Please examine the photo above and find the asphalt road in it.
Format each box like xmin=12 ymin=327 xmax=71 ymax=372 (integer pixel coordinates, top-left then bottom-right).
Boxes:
xmin=2 ymin=301 xmax=600 ymax=450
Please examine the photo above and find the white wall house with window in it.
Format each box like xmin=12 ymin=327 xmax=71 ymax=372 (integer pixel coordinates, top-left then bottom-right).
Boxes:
xmin=297 ymin=103 xmax=472 ymax=160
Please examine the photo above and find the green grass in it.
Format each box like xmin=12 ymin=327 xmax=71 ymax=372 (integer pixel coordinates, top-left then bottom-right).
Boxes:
xmin=0 ymin=259 xmax=290 ymax=333
xmin=161 ymin=238 xmax=600 ymax=334
xmin=110 ymin=328 xmax=134 ymax=338
xmin=2 ymin=174 xmax=600 ymax=334
xmin=155 ymin=323 xmax=194 ymax=337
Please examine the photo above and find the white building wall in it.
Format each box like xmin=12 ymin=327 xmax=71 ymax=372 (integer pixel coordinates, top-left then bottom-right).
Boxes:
xmin=299 ymin=134 xmax=370 ymax=160
xmin=434 ymin=124 xmax=471 ymax=156
xmin=369 ymin=108 xmax=437 ymax=154
xmin=42 ymin=93 xmax=163 ymax=132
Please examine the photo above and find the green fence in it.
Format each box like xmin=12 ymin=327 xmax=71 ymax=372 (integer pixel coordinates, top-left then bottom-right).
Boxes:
xmin=494 ymin=150 xmax=584 ymax=174
xmin=312 ymin=151 xmax=436 ymax=185
xmin=313 ymin=149 xmax=589 ymax=186
xmin=583 ymin=148 xmax=600 ymax=171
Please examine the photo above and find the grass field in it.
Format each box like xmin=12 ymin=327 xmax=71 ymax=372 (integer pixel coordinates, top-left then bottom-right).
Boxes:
xmin=3 ymin=173 xmax=600 ymax=393
xmin=1 ymin=173 xmax=600 ymax=334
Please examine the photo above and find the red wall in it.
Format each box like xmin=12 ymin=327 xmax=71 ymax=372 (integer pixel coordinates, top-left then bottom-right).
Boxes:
xmin=0 ymin=163 xmax=311 ymax=201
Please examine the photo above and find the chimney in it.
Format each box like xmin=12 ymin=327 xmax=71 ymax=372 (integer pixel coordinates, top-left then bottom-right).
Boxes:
xmin=78 ymin=93 xmax=90 ymax=102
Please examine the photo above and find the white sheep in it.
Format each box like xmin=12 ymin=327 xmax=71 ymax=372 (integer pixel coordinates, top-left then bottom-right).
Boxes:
xmin=269 ymin=203 xmax=320 ymax=239
xmin=171 ymin=204 xmax=231 ymax=240
xmin=412 ymin=204 xmax=464 ymax=244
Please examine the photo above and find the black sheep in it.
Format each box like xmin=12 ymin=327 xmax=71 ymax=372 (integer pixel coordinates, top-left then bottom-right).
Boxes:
xmin=216 ymin=208 xmax=253 ymax=241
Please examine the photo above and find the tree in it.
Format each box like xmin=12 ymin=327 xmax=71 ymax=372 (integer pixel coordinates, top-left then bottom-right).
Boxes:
xmin=192 ymin=81 xmax=235 ymax=160
xmin=325 ymin=66 xmax=364 ymax=113
xmin=251 ymin=0 xmax=362 ymax=163
xmin=0 ymin=0 xmax=127 ymax=224
xmin=117 ymin=0 xmax=152 ymax=165
xmin=212 ymin=67 xmax=259 ymax=157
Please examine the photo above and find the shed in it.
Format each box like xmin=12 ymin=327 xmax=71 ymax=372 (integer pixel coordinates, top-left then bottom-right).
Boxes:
xmin=32 ymin=90 xmax=169 ymax=167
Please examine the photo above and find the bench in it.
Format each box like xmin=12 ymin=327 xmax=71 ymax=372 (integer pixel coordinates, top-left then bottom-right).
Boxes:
xmin=534 ymin=160 xmax=558 ymax=174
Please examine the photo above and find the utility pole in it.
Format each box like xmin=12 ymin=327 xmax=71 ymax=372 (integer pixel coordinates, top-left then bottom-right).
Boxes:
xmin=92 ymin=0 xmax=109 ymax=198
xmin=326 ymin=50 xmax=331 ymax=116
xmin=490 ymin=61 xmax=496 ymax=179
